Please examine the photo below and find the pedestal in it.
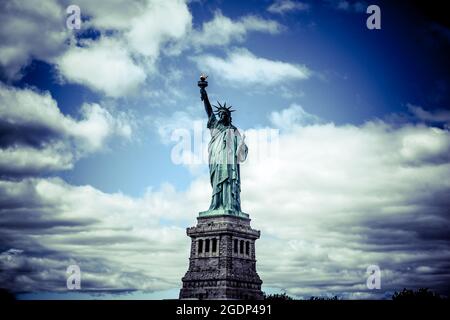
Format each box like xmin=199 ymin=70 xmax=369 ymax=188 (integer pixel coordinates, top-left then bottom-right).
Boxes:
xmin=179 ymin=214 xmax=263 ymax=300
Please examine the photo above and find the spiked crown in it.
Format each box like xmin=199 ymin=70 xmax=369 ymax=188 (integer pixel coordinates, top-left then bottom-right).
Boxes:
xmin=213 ymin=101 xmax=235 ymax=116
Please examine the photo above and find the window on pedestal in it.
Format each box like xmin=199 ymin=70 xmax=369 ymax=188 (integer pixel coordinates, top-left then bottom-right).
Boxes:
xmin=246 ymin=241 xmax=250 ymax=255
xmin=198 ymin=239 xmax=203 ymax=254
xmin=212 ymin=238 xmax=217 ymax=253
xmin=205 ymin=239 xmax=210 ymax=253
xmin=240 ymin=240 xmax=244 ymax=254
xmin=234 ymin=239 xmax=238 ymax=254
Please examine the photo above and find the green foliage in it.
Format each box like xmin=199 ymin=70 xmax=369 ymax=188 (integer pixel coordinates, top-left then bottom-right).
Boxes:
xmin=392 ymin=288 xmax=443 ymax=301
xmin=264 ymin=292 xmax=295 ymax=300
xmin=309 ymin=296 xmax=339 ymax=301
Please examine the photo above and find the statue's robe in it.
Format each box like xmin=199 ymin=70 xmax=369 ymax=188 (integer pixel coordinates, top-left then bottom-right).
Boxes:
xmin=207 ymin=113 xmax=248 ymax=213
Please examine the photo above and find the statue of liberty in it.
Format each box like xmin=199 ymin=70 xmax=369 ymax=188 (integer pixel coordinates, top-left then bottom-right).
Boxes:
xmin=198 ymin=74 xmax=249 ymax=218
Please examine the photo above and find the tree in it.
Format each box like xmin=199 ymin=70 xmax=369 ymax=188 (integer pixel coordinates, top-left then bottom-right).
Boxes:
xmin=264 ymin=292 xmax=295 ymax=300
xmin=309 ymin=296 xmax=339 ymax=301
xmin=392 ymin=288 xmax=443 ymax=301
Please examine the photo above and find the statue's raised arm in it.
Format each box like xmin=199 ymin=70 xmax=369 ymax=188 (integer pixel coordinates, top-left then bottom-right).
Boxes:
xmin=198 ymin=74 xmax=213 ymax=118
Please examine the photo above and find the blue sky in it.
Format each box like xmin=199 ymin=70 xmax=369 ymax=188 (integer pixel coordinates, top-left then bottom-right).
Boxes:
xmin=1 ymin=0 xmax=449 ymax=299
xmin=10 ymin=0 xmax=449 ymax=196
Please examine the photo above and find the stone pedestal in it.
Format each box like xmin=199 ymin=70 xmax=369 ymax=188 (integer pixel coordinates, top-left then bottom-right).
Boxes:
xmin=179 ymin=214 xmax=263 ymax=300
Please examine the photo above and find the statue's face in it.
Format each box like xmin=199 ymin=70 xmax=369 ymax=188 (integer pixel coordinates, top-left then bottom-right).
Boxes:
xmin=219 ymin=111 xmax=231 ymax=125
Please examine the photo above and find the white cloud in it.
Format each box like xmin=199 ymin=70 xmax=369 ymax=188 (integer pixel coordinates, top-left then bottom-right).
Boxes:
xmin=56 ymin=0 xmax=192 ymax=97
xmin=74 ymin=0 xmax=191 ymax=48
xmin=71 ymin=102 xmax=133 ymax=152
xmin=74 ymin=0 xmax=146 ymax=31
xmin=267 ymin=0 xmax=310 ymax=14
xmin=1 ymin=105 xmax=449 ymax=298
xmin=1 ymin=1 xmax=290 ymax=98
xmin=191 ymin=11 xmax=283 ymax=48
xmin=0 ymin=144 xmax=75 ymax=175
xmin=0 ymin=0 xmax=192 ymax=97
xmin=240 ymin=111 xmax=450 ymax=298
xmin=0 ymin=177 xmax=205 ymax=292
xmin=0 ymin=84 xmax=132 ymax=175
xmin=270 ymin=104 xmax=322 ymax=129
xmin=2 ymin=1 xmax=449 ymax=298
xmin=192 ymin=48 xmax=311 ymax=86
xmin=399 ymin=126 xmax=450 ymax=165
xmin=125 ymin=0 xmax=192 ymax=58
xmin=0 ymin=0 xmax=68 ymax=78
xmin=153 ymin=111 xmax=203 ymax=145
xmin=57 ymin=38 xmax=147 ymax=97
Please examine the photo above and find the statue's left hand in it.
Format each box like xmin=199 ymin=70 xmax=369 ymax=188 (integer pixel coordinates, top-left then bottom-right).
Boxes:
xmin=237 ymin=134 xmax=248 ymax=162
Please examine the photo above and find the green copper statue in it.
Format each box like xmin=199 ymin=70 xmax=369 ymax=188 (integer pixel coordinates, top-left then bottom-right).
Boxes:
xmin=198 ymin=74 xmax=249 ymax=218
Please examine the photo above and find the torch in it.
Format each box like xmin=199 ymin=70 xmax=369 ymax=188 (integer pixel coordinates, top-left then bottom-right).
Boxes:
xmin=198 ymin=73 xmax=208 ymax=101
xmin=198 ymin=73 xmax=208 ymax=89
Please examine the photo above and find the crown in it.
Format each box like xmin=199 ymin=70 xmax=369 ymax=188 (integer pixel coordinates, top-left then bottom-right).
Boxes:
xmin=213 ymin=101 xmax=235 ymax=115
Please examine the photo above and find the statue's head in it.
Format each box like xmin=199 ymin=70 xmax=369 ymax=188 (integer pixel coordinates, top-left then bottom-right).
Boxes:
xmin=214 ymin=101 xmax=235 ymax=126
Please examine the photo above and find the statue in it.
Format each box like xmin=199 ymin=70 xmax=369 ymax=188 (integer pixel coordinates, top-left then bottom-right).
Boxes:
xmin=198 ymin=74 xmax=249 ymax=218
xmin=179 ymin=75 xmax=263 ymax=300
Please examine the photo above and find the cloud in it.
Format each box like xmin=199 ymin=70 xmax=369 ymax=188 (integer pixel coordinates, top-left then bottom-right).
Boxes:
xmin=407 ymin=104 xmax=450 ymax=128
xmin=73 ymin=0 xmax=146 ymax=31
xmin=192 ymin=48 xmax=311 ymax=86
xmin=0 ymin=144 xmax=75 ymax=177
xmin=0 ymin=0 xmax=192 ymax=97
xmin=0 ymin=177 xmax=205 ymax=293
xmin=56 ymin=0 xmax=192 ymax=96
xmin=0 ymin=0 xmax=68 ymax=78
xmin=1 ymin=103 xmax=450 ymax=298
xmin=56 ymin=38 xmax=147 ymax=97
xmin=241 ymin=110 xmax=450 ymax=298
xmin=1 ymin=1 xmax=449 ymax=298
xmin=191 ymin=10 xmax=283 ymax=48
xmin=267 ymin=0 xmax=310 ymax=14
xmin=0 ymin=1 xmax=288 ymax=98
xmin=0 ymin=84 xmax=132 ymax=176
xmin=269 ymin=104 xmax=322 ymax=129
xmin=153 ymin=111 xmax=204 ymax=145
xmin=125 ymin=0 xmax=192 ymax=58
xmin=329 ymin=0 xmax=367 ymax=13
